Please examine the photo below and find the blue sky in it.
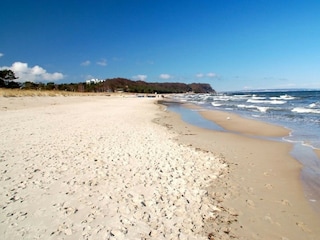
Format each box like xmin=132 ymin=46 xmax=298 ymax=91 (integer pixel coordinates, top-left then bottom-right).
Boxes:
xmin=1 ymin=0 xmax=320 ymax=91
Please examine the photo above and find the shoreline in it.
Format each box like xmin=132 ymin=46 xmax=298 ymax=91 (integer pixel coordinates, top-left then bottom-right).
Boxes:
xmin=158 ymin=99 xmax=320 ymax=239
xmin=1 ymin=95 xmax=320 ymax=239
xmin=161 ymin=100 xmax=320 ymax=213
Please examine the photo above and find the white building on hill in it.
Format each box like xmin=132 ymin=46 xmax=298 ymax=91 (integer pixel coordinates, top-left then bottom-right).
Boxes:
xmin=86 ymin=78 xmax=103 ymax=85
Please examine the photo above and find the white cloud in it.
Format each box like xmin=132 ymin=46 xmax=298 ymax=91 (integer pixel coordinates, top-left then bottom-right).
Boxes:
xmin=159 ymin=74 xmax=171 ymax=79
xmin=0 ymin=62 xmax=64 ymax=82
xmin=97 ymin=59 xmax=107 ymax=66
xmin=0 ymin=53 xmax=4 ymax=58
xmin=196 ymin=72 xmax=217 ymax=78
xmin=196 ymin=73 xmax=204 ymax=78
xmin=31 ymin=65 xmax=46 ymax=75
xmin=133 ymin=74 xmax=147 ymax=81
xmin=81 ymin=60 xmax=91 ymax=66
xmin=206 ymin=72 xmax=216 ymax=77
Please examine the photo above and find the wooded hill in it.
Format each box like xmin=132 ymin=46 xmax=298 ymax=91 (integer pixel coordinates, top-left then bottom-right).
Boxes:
xmin=1 ymin=70 xmax=215 ymax=94
xmin=88 ymin=78 xmax=215 ymax=93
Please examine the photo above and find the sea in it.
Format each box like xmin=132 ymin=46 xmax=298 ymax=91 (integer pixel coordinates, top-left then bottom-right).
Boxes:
xmin=165 ymin=89 xmax=320 ymax=212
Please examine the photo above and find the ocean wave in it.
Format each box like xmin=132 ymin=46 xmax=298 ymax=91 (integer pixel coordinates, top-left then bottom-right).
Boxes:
xmin=231 ymin=96 xmax=251 ymax=101
xmin=309 ymin=103 xmax=317 ymax=108
xmin=292 ymin=107 xmax=320 ymax=114
xmin=256 ymin=106 xmax=270 ymax=113
xmin=234 ymin=94 xmax=251 ymax=98
xmin=309 ymin=102 xmax=320 ymax=108
xmin=280 ymin=94 xmax=295 ymax=100
xmin=301 ymin=141 xmax=320 ymax=150
xmin=247 ymin=99 xmax=287 ymax=104
xmin=237 ymin=104 xmax=269 ymax=113
xmin=252 ymin=95 xmax=266 ymax=100
xmin=283 ymin=136 xmax=320 ymax=150
xmin=211 ymin=102 xmax=222 ymax=107
xmin=172 ymin=91 xmax=320 ymax=156
xmin=270 ymin=94 xmax=295 ymax=100
xmin=247 ymin=99 xmax=267 ymax=104
xmin=202 ymin=96 xmax=214 ymax=101
xmin=212 ymin=96 xmax=231 ymax=101
xmin=270 ymin=100 xmax=287 ymax=104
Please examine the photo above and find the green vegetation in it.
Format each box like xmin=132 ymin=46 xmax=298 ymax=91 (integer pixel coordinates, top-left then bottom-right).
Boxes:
xmin=0 ymin=70 xmax=215 ymax=94
xmin=0 ymin=69 xmax=19 ymax=88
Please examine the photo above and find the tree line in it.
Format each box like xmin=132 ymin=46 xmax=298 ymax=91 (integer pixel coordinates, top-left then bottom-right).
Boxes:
xmin=0 ymin=69 xmax=215 ymax=94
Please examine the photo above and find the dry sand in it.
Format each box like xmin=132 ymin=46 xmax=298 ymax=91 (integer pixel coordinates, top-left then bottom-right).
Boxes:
xmin=0 ymin=96 xmax=227 ymax=239
xmin=1 ymin=95 xmax=320 ymax=240
xmin=156 ymin=101 xmax=320 ymax=240
xmin=315 ymin=149 xmax=320 ymax=161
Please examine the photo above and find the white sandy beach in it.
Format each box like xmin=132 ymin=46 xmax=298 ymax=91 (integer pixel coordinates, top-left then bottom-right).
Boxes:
xmin=0 ymin=96 xmax=227 ymax=239
xmin=2 ymin=95 xmax=320 ymax=240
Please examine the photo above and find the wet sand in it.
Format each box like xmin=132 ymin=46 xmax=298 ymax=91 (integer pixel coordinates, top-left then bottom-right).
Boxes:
xmin=157 ymin=100 xmax=320 ymax=239
xmin=315 ymin=149 xmax=320 ymax=160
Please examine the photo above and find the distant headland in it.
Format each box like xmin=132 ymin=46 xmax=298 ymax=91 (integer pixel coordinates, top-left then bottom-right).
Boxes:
xmin=1 ymin=69 xmax=215 ymax=94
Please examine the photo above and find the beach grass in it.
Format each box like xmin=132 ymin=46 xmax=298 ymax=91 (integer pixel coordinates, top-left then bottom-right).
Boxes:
xmin=0 ymin=89 xmax=114 ymax=97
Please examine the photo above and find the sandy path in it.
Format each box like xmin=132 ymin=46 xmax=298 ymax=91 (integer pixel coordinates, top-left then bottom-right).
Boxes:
xmin=0 ymin=96 xmax=226 ymax=239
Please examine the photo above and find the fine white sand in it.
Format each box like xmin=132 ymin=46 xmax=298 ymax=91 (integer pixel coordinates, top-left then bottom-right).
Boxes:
xmin=0 ymin=96 xmax=227 ymax=239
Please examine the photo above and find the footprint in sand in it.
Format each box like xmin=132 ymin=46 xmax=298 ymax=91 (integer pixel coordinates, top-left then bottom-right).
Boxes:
xmin=281 ymin=237 xmax=289 ymax=240
xmin=247 ymin=187 xmax=254 ymax=194
xmin=279 ymin=199 xmax=291 ymax=206
xmin=246 ymin=199 xmax=255 ymax=208
xmin=296 ymin=221 xmax=311 ymax=233
xmin=264 ymin=215 xmax=281 ymax=226
xmin=248 ymin=162 xmax=255 ymax=167
xmin=263 ymin=171 xmax=270 ymax=176
xmin=264 ymin=183 xmax=273 ymax=190
xmin=264 ymin=215 xmax=274 ymax=224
